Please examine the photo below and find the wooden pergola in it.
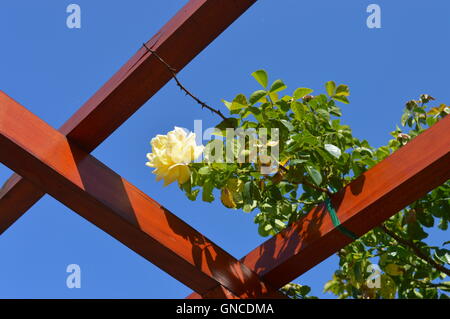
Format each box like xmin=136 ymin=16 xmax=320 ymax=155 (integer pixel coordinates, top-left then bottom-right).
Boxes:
xmin=0 ymin=0 xmax=449 ymax=299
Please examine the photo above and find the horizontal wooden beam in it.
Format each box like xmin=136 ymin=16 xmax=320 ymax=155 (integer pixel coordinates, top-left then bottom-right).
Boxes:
xmin=0 ymin=0 xmax=257 ymax=234
xmin=189 ymin=114 xmax=450 ymax=297
xmin=0 ymin=91 xmax=284 ymax=298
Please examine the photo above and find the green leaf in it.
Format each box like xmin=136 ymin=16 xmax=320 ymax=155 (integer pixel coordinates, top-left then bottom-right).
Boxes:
xmin=268 ymin=186 xmax=283 ymax=200
xmin=426 ymin=116 xmax=438 ymax=127
xmin=289 ymin=158 xmax=308 ymax=165
xmin=274 ymin=219 xmax=286 ymax=229
xmin=276 ymin=99 xmax=290 ymax=113
xmin=305 ymin=166 xmax=322 ymax=186
xmin=325 ymin=81 xmax=336 ymax=97
xmin=243 ymin=181 xmax=253 ymax=205
xmin=198 ymin=166 xmax=211 ymax=175
xmin=352 ymin=161 xmax=364 ymax=177
xmin=280 ymin=119 xmax=294 ymax=131
xmin=247 ymin=106 xmax=264 ymax=123
xmin=186 ymin=189 xmax=200 ymax=201
xmin=332 ymin=95 xmax=349 ymax=104
xmin=316 ymin=109 xmax=330 ymax=121
xmin=439 ymin=219 xmax=448 ymax=231
xmin=434 ymin=249 xmax=450 ymax=264
xmin=230 ymin=94 xmax=248 ymax=110
xmin=299 ymin=285 xmax=311 ymax=296
xmin=257 ymin=224 xmax=270 ymax=237
xmin=180 ymin=178 xmax=192 ymax=193
xmin=385 ymin=264 xmax=404 ymax=276
xmin=380 ymin=274 xmax=397 ymax=299
xmin=292 ymin=133 xmax=317 ymax=146
xmin=413 ymin=290 xmax=424 ymax=299
xmin=291 ymin=101 xmax=305 ymax=121
xmin=249 ymin=90 xmax=267 ymax=105
xmin=335 ymin=84 xmax=350 ymax=97
xmin=269 ymin=91 xmax=279 ymax=102
xmin=221 ymin=187 xmax=236 ymax=208
xmin=243 ymin=202 xmax=256 ymax=213
xmin=222 ymin=99 xmax=232 ymax=110
xmin=216 ymin=118 xmax=239 ymax=130
xmin=248 ymin=106 xmax=261 ymax=116
xmin=407 ymin=222 xmax=428 ymax=240
xmin=251 ymin=70 xmax=268 ymax=88
xmin=202 ymin=179 xmax=215 ymax=203
xmin=293 ymin=88 xmax=313 ymax=100
xmin=417 ymin=210 xmax=434 ymax=228
xmin=401 ymin=111 xmax=410 ymax=127
xmin=355 ymin=147 xmax=374 ymax=157
xmin=270 ymin=79 xmax=287 ymax=93
xmin=324 ymin=144 xmax=342 ymax=159
xmin=329 ymin=106 xmax=342 ymax=117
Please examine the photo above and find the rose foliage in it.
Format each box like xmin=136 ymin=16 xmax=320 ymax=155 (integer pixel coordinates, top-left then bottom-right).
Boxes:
xmin=146 ymin=70 xmax=450 ymax=299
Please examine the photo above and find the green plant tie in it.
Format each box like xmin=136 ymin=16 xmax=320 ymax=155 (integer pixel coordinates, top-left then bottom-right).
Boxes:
xmin=324 ymin=187 xmax=359 ymax=240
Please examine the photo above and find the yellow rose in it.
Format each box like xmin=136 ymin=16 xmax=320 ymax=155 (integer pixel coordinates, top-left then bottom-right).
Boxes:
xmin=146 ymin=127 xmax=204 ymax=186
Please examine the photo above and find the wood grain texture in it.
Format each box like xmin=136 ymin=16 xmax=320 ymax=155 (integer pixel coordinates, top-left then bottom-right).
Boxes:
xmin=0 ymin=91 xmax=284 ymax=298
xmin=0 ymin=0 xmax=257 ymax=235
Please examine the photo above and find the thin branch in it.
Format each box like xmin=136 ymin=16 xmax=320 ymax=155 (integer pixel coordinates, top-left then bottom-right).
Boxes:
xmin=415 ymin=281 xmax=450 ymax=290
xmin=142 ymin=43 xmax=227 ymax=120
xmin=379 ymin=224 xmax=450 ymax=277
xmin=278 ymin=164 xmax=332 ymax=196
xmin=301 ymin=178 xmax=332 ymax=196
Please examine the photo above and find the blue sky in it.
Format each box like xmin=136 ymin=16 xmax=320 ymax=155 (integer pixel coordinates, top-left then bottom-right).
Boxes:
xmin=0 ymin=0 xmax=449 ymax=298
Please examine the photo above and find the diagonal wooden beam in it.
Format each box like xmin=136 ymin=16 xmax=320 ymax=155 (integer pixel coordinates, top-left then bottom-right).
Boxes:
xmin=0 ymin=0 xmax=257 ymax=235
xmin=0 ymin=91 xmax=285 ymax=298
xmin=188 ymin=114 xmax=450 ymax=297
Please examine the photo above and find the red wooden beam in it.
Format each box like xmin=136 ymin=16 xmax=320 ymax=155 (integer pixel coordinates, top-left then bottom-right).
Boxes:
xmin=0 ymin=91 xmax=285 ymax=298
xmin=189 ymin=114 xmax=450 ymax=297
xmin=0 ymin=0 xmax=257 ymax=234
xmin=188 ymin=286 xmax=240 ymax=299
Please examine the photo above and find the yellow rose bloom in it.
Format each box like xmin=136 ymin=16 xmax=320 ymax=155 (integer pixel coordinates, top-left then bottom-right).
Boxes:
xmin=146 ymin=127 xmax=204 ymax=186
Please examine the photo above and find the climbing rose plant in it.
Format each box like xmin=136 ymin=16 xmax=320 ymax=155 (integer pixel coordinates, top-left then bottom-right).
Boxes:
xmin=146 ymin=70 xmax=450 ymax=299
